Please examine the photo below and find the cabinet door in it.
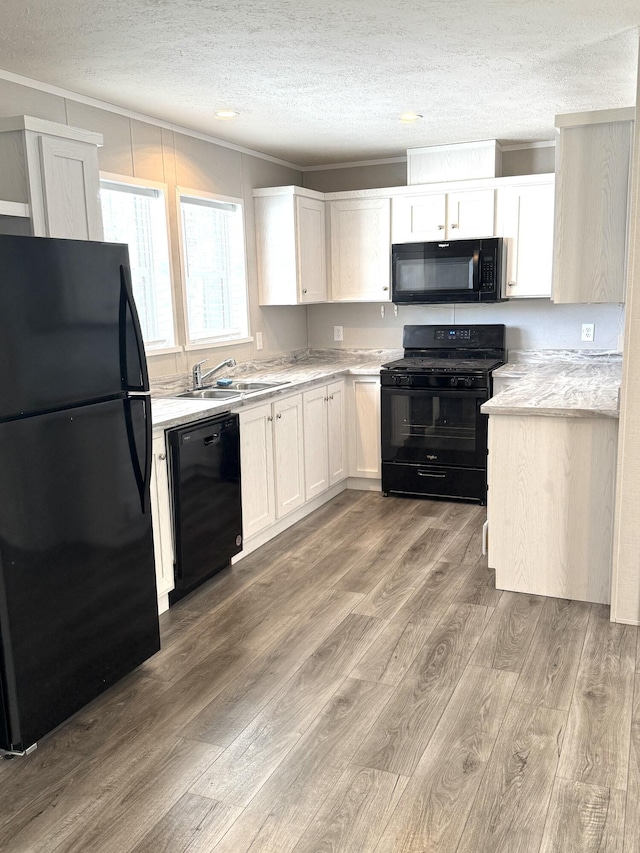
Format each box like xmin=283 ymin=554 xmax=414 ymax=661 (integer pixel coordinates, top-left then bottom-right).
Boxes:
xmin=329 ymin=198 xmax=391 ymax=301
xmin=349 ymin=376 xmax=381 ymax=478
xmin=552 ymin=121 xmax=632 ymax=304
xmin=303 ymin=386 xmax=329 ymax=500
xmin=391 ymin=193 xmax=447 ymax=242
xmin=446 ymin=189 xmax=495 ymax=238
xmin=273 ymin=394 xmax=305 ymax=518
xmin=296 ymin=195 xmax=327 ymax=303
xmin=255 ymin=194 xmax=297 ymax=305
xmin=327 ymin=380 xmax=347 ymax=485
xmin=502 ymin=181 xmax=554 ymax=298
xmin=240 ymin=403 xmax=276 ymax=538
xmin=39 ymin=136 xmax=103 ymax=240
xmin=150 ymin=432 xmax=175 ymax=608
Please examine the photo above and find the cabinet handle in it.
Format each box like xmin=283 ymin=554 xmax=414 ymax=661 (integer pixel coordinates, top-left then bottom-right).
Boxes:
xmin=277 ymin=413 xmax=282 ymax=419
xmin=382 ymin=286 xmax=389 ymax=291
xmin=451 ymin=223 xmax=458 ymax=229
xmin=303 ymin=289 xmax=307 ymax=293
xmin=324 ymin=396 xmax=329 ymax=401
xmin=158 ymin=453 xmax=166 ymax=461
xmin=329 ymin=394 xmax=334 ymax=400
xmin=508 ymin=281 xmax=516 ymax=287
xmin=437 ymin=224 xmax=445 ymax=230
xmin=267 ymin=416 xmax=273 ymax=422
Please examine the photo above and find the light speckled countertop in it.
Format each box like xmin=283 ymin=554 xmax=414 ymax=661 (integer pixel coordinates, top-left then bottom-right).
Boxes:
xmin=482 ymin=350 xmax=623 ymax=419
xmin=151 ymin=348 xmax=400 ymax=429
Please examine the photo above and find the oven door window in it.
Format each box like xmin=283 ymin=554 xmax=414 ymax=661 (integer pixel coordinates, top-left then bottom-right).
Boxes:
xmin=395 ymin=255 xmax=474 ymax=294
xmin=381 ymin=387 xmax=488 ymax=467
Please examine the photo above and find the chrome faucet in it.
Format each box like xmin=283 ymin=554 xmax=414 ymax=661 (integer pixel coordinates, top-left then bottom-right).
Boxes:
xmin=192 ymin=358 xmax=237 ymax=390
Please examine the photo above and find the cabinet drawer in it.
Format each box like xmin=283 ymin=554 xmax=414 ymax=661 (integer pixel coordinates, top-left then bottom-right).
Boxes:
xmin=382 ymin=462 xmax=486 ymax=502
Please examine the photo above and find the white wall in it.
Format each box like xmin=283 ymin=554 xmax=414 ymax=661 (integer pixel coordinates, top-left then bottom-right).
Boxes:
xmin=308 ymin=300 xmax=625 ymax=353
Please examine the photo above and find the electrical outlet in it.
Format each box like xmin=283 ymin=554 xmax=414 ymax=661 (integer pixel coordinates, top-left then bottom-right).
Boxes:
xmin=581 ymin=323 xmax=595 ymax=342
xmin=333 ymin=325 xmax=343 ymax=342
xmin=255 ymin=331 xmax=263 ymax=351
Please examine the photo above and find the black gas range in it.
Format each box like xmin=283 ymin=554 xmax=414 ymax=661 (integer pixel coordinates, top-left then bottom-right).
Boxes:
xmin=380 ymin=324 xmax=506 ymax=503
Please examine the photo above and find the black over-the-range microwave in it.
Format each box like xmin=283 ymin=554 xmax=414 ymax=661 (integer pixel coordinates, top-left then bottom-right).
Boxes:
xmin=391 ymin=237 xmax=504 ymax=304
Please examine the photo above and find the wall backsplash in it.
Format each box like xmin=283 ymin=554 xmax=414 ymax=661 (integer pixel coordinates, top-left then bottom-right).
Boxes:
xmin=307 ymin=300 xmax=625 ymax=353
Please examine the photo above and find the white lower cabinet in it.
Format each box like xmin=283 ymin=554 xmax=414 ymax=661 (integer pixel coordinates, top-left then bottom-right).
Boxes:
xmin=273 ymin=394 xmax=305 ymax=517
xmin=303 ymin=380 xmax=347 ymax=500
xmin=348 ymin=375 xmax=381 ymax=479
xmin=240 ymin=393 xmax=305 ymax=540
xmin=150 ymin=431 xmax=175 ymax=612
xmin=239 ymin=402 xmax=276 ymax=539
xmin=487 ymin=414 xmax=617 ymax=604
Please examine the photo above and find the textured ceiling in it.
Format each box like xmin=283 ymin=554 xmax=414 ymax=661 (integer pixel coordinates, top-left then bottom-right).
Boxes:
xmin=0 ymin=0 xmax=638 ymax=165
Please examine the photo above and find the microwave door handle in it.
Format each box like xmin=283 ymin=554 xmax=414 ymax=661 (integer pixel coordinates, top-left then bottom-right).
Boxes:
xmin=472 ymin=249 xmax=480 ymax=289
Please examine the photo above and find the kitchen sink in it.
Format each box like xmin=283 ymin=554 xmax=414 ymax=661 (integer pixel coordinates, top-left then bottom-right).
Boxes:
xmin=221 ymin=380 xmax=284 ymax=391
xmin=176 ymin=389 xmax=242 ymax=400
xmin=175 ymin=380 xmax=288 ymax=400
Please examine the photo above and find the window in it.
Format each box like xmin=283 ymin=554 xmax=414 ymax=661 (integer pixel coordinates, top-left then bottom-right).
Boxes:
xmin=178 ymin=191 xmax=249 ymax=346
xmin=100 ymin=176 xmax=175 ymax=351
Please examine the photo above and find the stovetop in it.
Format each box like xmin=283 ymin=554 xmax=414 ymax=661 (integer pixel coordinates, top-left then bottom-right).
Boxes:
xmin=382 ymin=356 xmax=504 ymax=375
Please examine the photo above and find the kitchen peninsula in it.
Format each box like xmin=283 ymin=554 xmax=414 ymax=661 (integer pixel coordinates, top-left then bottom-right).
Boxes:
xmin=483 ymin=351 xmax=622 ymax=604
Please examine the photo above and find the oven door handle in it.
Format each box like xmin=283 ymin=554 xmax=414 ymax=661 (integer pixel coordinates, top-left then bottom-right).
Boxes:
xmin=472 ymin=249 xmax=480 ymax=289
xmin=417 ymin=470 xmax=446 ymax=478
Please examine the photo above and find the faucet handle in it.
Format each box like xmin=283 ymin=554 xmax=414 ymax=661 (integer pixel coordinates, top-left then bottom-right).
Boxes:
xmin=192 ymin=359 xmax=208 ymax=389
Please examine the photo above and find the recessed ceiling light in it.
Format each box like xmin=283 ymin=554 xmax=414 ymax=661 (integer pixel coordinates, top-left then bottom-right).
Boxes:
xmin=215 ymin=109 xmax=239 ymax=120
xmin=399 ymin=112 xmax=423 ymax=123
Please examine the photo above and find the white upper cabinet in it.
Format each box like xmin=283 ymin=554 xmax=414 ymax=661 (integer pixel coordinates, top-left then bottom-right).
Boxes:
xmin=329 ymin=197 xmax=391 ymax=301
xmin=391 ymin=193 xmax=447 ymax=242
xmin=254 ymin=186 xmax=327 ymax=305
xmin=446 ymin=189 xmax=495 ymax=238
xmin=552 ymin=111 xmax=633 ymax=304
xmin=498 ymin=177 xmax=555 ymax=298
xmin=391 ymin=188 xmax=495 ymax=243
xmin=0 ymin=115 xmax=103 ymax=240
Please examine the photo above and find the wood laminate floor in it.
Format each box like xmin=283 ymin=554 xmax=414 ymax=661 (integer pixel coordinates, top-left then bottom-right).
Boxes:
xmin=1 ymin=490 xmax=638 ymax=852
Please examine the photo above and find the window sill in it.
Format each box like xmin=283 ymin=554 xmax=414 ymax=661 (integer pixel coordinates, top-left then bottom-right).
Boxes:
xmin=184 ymin=337 xmax=254 ymax=352
xmin=146 ymin=346 xmax=184 ymax=357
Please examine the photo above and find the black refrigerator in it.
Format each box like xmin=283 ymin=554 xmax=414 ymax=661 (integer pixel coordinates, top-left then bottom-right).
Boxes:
xmin=0 ymin=234 xmax=160 ymax=755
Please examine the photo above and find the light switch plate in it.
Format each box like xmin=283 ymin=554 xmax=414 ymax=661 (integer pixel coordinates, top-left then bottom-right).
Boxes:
xmin=256 ymin=331 xmax=263 ymax=350
xmin=333 ymin=325 xmax=343 ymax=342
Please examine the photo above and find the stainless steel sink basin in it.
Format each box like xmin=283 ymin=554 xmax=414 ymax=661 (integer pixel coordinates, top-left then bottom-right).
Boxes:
xmin=222 ymin=380 xmax=283 ymax=391
xmin=176 ymin=389 xmax=242 ymax=400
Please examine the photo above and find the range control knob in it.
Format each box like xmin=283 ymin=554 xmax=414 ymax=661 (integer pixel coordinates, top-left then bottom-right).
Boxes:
xmin=464 ymin=377 xmax=473 ymax=387
xmin=449 ymin=377 xmax=458 ymax=387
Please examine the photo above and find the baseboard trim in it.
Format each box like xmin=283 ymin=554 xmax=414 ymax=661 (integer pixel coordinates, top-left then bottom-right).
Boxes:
xmin=235 ymin=481 xmax=348 ymax=560
xmin=346 ymin=477 xmax=382 ymax=491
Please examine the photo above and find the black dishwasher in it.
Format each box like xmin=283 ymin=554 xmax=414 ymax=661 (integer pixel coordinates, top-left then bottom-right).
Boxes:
xmin=167 ymin=412 xmax=243 ymax=604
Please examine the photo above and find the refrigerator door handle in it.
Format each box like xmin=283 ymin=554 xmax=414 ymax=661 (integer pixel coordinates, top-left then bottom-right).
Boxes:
xmin=123 ymin=396 xmax=152 ymax=514
xmin=141 ymin=395 xmax=152 ymax=515
xmin=119 ymin=264 xmax=150 ymax=393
